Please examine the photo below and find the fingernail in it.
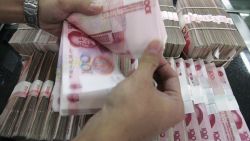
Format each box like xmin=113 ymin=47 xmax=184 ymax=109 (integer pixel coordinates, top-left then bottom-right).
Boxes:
xmin=89 ymin=2 xmax=103 ymax=12
xmin=147 ymin=40 xmax=163 ymax=55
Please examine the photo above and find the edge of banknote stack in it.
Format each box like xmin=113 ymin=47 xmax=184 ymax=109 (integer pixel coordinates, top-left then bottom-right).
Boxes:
xmin=176 ymin=0 xmax=246 ymax=67
xmin=159 ymin=0 xmax=186 ymax=58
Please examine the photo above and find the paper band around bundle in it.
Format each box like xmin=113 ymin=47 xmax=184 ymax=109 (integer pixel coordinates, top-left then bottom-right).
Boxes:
xmin=184 ymin=100 xmax=195 ymax=114
xmin=181 ymin=14 xmax=234 ymax=25
xmin=160 ymin=4 xmax=175 ymax=9
xmin=161 ymin=11 xmax=179 ymax=21
xmin=165 ymin=26 xmax=181 ymax=29
xmin=10 ymin=81 xmax=31 ymax=98
xmin=164 ymin=55 xmax=181 ymax=59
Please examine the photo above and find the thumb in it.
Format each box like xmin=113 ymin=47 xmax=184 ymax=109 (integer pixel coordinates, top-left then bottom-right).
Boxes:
xmin=137 ymin=40 xmax=164 ymax=78
xmin=62 ymin=0 xmax=103 ymax=15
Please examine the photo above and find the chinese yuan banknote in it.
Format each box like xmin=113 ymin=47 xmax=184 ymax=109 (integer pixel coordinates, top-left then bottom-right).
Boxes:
xmin=173 ymin=121 xmax=188 ymax=141
xmin=60 ymin=21 xmax=124 ymax=115
xmin=184 ymin=101 xmax=202 ymax=141
xmin=194 ymin=60 xmax=227 ymax=141
xmin=175 ymin=59 xmax=201 ymax=141
xmin=217 ymin=67 xmax=250 ymax=141
xmin=67 ymin=0 xmax=167 ymax=58
xmin=175 ymin=58 xmax=191 ymax=102
xmin=184 ymin=59 xmax=213 ymax=141
xmin=206 ymin=63 xmax=241 ymax=141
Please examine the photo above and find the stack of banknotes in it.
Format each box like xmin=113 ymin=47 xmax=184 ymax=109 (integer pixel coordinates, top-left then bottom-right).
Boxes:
xmin=67 ymin=0 xmax=167 ymax=58
xmin=0 ymin=50 xmax=249 ymax=141
xmin=176 ymin=0 xmax=246 ymax=66
xmin=159 ymin=0 xmax=186 ymax=57
xmin=156 ymin=58 xmax=250 ymax=141
xmin=1 ymin=0 xmax=249 ymax=140
xmin=9 ymin=24 xmax=59 ymax=57
xmin=0 ymin=52 xmax=85 ymax=140
xmin=58 ymin=21 xmax=125 ymax=115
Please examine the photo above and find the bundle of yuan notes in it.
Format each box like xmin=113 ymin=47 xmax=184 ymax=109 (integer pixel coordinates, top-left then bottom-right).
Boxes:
xmin=1 ymin=53 xmax=249 ymax=141
xmin=8 ymin=24 xmax=59 ymax=57
xmin=176 ymin=0 xmax=246 ymax=66
xmin=0 ymin=51 xmax=44 ymax=137
xmin=67 ymin=0 xmax=167 ymax=58
xmin=159 ymin=0 xmax=186 ymax=57
xmin=59 ymin=21 xmax=125 ymax=115
xmin=12 ymin=52 xmax=56 ymax=138
xmin=0 ymin=52 xmax=86 ymax=140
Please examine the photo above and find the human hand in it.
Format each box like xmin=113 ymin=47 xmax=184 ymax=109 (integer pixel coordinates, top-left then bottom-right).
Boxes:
xmin=38 ymin=0 xmax=102 ymax=36
xmin=73 ymin=40 xmax=184 ymax=141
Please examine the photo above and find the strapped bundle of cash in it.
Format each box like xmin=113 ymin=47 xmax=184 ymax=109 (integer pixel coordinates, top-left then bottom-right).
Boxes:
xmin=159 ymin=0 xmax=186 ymax=57
xmin=155 ymin=58 xmax=250 ymax=141
xmin=0 ymin=52 xmax=86 ymax=140
xmin=176 ymin=0 xmax=246 ymax=66
xmin=12 ymin=52 xmax=55 ymax=137
xmin=27 ymin=53 xmax=57 ymax=139
xmin=8 ymin=24 xmax=59 ymax=57
xmin=59 ymin=21 xmax=124 ymax=115
xmin=1 ymin=52 xmax=249 ymax=141
xmin=0 ymin=51 xmax=44 ymax=137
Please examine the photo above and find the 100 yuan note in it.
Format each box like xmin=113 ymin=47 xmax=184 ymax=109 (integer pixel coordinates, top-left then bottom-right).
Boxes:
xmin=60 ymin=21 xmax=124 ymax=115
xmin=67 ymin=0 xmax=167 ymax=58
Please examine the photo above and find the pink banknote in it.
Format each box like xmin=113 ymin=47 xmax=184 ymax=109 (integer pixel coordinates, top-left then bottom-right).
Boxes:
xmin=60 ymin=21 xmax=124 ymax=115
xmin=206 ymin=63 xmax=241 ymax=141
xmin=195 ymin=60 xmax=227 ymax=141
xmin=67 ymin=0 xmax=167 ymax=58
xmin=217 ymin=67 xmax=250 ymax=141
xmin=184 ymin=59 xmax=213 ymax=141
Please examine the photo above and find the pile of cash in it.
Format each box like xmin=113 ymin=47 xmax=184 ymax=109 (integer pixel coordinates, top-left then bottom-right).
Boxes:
xmin=0 ymin=0 xmax=249 ymax=140
xmin=0 ymin=52 xmax=86 ymax=140
xmin=156 ymin=58 xmax=250 ymax=141
xmin=159 ymin=0 xmax=186 ymax=57
xmin=13 ymin=52 xmax=56 ymax=138
xmin=9 ymin=24 xmax=59 ymax=57
xmin=67 ymin=0 xmax=167 ymax=58
xmin=1 ymin=53 xmax=249 ymax=141
xmin=57 ymin=22 xmax=125 ymax=115
xmin=176 ymin=0 xmax=246 ymax=66
xmin=0 ymin=51 xmax=44 ymax=137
